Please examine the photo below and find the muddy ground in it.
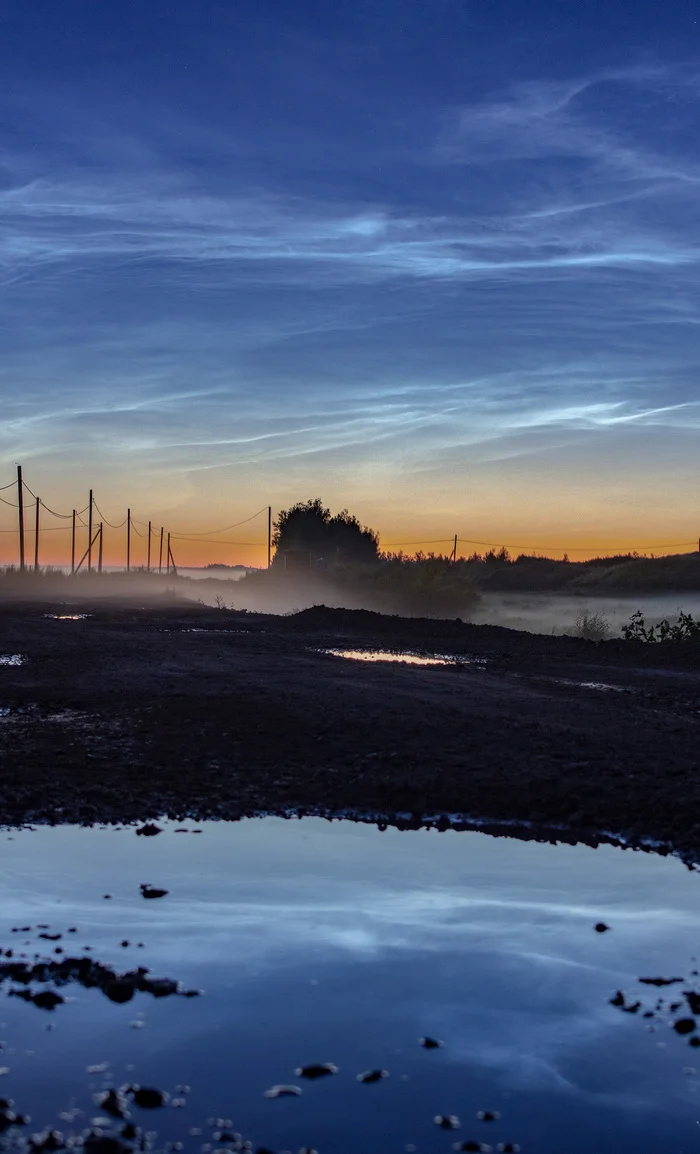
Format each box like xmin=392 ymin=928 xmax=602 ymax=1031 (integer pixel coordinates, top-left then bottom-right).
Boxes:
xmin=1 ymin=599 xmax=699 ymax=859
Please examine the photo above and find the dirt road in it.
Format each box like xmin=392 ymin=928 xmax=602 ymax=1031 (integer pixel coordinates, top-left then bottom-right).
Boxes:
xmin=1 ymin=600 xmax=699 ymax=859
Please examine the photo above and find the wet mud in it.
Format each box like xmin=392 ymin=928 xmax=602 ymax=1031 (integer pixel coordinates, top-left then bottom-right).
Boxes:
xmin=0 ymin=601 xmax=699 ymax=860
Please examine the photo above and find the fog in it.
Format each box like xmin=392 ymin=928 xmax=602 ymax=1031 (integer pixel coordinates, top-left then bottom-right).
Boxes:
xmin=471 ymin=592 xmax=700 ymax=637
xmin=2 ymin=568 xmax=699 ymax=638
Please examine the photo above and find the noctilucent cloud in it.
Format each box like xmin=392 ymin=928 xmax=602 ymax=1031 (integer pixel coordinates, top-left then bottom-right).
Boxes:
xmin=1 ymin=0 xmax=698 ymax=565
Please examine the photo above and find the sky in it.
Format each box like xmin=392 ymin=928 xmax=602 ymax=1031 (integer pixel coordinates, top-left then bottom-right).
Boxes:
xmin=1 ymin=0 xmax=699 ymax=566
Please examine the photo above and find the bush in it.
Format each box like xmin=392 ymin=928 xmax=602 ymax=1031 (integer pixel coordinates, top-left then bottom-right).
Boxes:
xmin=621 ymin=609 xmax=700 ymax=642
xmin=571 ymin=609 xmax=613 ymax=642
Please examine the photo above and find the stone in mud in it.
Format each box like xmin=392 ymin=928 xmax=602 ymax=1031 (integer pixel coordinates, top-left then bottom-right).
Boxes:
xmin=263 ymin=1085 xmax=302 ymax=1099
xmin=28 ymin=1129 xmax=65 ymax=1150
xmin=135 ymin=824 xmax=162 ymax=837
xmin=104 ymin=981 xmax=135 ymax=1004
xmin=356 ymin=1069 xmax=388 ymax=1083
xmin=639 ymin=977 xmax=683 ymax=986
xmin=497 ymin=1145 xmax=520 ymax=1153
xmin=453 ymin=1144 xmax=491 ymax=1153
xmin=96 ymin=1089 xmax=128 ymax=1119
xmin=594 ymin=923 xmax=610 ymax=933
xmin=477 ymin=1111 xmax=501 ymax=1122
xmin=295 ymin=1062 xmax=338 ymax=1079
xmin=127 ymin=1085 xmax=169 ymax=1108
xmin=31 ymin=990 xmax=64 ymax=1010
xmin=38 ymin=934 xmax=61 ymax=942
xmin=0 ymin=1099 xmax=28 ymax=1132
xmin=685 ymin=991 xmax=700 ymax=1014
xmin=139 ymin=885 xmax=168 ymax=899
xmin=420 ymin=1036 xmax=443 ymax=1049
xmin=84 ymin=1134 xmax=132 ymax=1154
xmin=674 ymin=1018 xmax=696 ymax=1035
xmin=434 ymin=1115 xmax=461 ymax=1130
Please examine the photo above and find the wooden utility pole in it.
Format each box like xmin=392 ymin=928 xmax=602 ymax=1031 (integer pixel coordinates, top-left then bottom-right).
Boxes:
xmin=158 ymin=527 xmax=164 ymax=574
xmin=147 ymin=521 xmax=152 ymax=571
xmin=71 ymin=510 xmax=76 ymax=574
xmin=98 ymin=524 xmax=104 ymax=574
xmin=166 ymin=532 xmax=171 ymax=575
xmin=126 ymin=508 xmax=131 ymax=572
xmin=34 ymin=498 xmax=40 ymax=571
xmin=87 ymin=489 xmax=94 ymax=572
xmin=17 ymin=465 xmax=25 ymax=572
xmin=267 ymin=505 xmax=272 ymax=569
xmin=168 ymin=537 xmax=177 ymax=576
xmin=451 ymin=534 xmax=458 ymax=562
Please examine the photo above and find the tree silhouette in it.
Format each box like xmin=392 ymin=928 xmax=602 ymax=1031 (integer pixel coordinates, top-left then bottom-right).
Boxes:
xmin=272 ymin=498 xmax=380 ymax=564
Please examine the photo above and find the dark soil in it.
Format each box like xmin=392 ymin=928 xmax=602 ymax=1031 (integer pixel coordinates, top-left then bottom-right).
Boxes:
xmin=1 ymin=600 xmax=699 ymax=858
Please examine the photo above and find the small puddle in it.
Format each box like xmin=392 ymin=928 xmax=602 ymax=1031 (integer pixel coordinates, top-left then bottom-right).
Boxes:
xmin=544 ymin=676 xmax=630 ymax=693
xmin=0 ymin=654 xmax=25 ymax=666
xmin=44 ymin=614 xmax=92 ymax=621
xmin=1 ymin=818 xmax=698 ymax=1153
xmin=321 ymin=647 xmax=484 ymax=667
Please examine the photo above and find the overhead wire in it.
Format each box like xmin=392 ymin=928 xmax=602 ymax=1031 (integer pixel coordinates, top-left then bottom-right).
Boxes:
xmin=167 ymin=507 xmax=268 ymax=536
xmin=93 ymin=502 xmax=128 ymax=530
xmin=0 ymin=495 xmax=18 ymax=508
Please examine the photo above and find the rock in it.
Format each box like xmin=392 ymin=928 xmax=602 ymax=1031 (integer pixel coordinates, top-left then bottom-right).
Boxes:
xmin=356 ymin=1069 xmax=388 ymax=1084
xmin=264 ymin=1085 xmax=302 ymax=1099
xmin=477 ymin=1111 xmax=501 ymax=1122
xmin=420 ymin=1036 xmax=443 ymax=1049
xmin=434 ymin=1115 xmax=461 ymax=1130
xmin=594 ymin=923 xmax=610 ymax=933
xmin=674 ymin=1018 xmax=696 ymax=1035
xmin=136 ymin=824 xmax=162 ymax=837
xmin=139 ymin=885 xmax=168 ymax=900
xmin=295 ymin=1063 xmax=338 ymax=1079
xmin=127 ymin=1085 xmax=168 ymax=1108
xmin=31 ymin=991 xmax=64 ymax=1010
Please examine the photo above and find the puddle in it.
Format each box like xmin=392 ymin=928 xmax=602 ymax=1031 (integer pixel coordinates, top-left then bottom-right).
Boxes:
xmin=0 ymin=654 xmax=25 ymax=666
xmin=548 ymin=677 xmax=630 ymax=693
xmin=321 ymin=647 xmax=484 ymax=667
xmin=44 ymin=614 xmax=92 ymax=621
xmin=0 ymin=819 xmax=699 ymax=1152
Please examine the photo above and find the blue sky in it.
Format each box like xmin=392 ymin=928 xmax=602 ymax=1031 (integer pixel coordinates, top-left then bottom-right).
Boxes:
xmin=1 ymin=0 xmax=699 ymax=562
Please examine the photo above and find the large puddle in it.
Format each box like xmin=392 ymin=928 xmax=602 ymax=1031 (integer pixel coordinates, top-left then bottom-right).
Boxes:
xmin=1 ymin=819 xmax=699 ymax=1153
xmin=321 ymin=648 xmax=484 ymax=667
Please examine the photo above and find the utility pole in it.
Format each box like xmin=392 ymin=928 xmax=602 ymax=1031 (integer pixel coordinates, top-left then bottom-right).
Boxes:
xmin=166 ymin=532 xmax=171 ymax=575
xmin=168 ymin=536 xmax=177 ymax=576
xmin=71 ymin=510 xmax=76 ymax=574
xmin=34 ymin=498 xmax=40 ymax=571
xmin=147 ymin=521 xmax=152 ymax=572
xmin=452 ymin=534 xmax=458 ymax=563
xmin=158 ymin=527 xmax=164 ymax=574
xmin=267 ymin=505 xmax=272 ymax=569
xmin=17 ymin=465 xmax=25 ymax=572
xmin=98 ymin=524 xmax=104 ymax=574
xmin=87 ymin=489 xmax=94 ymax=572
xmin=126 ymin=508 xmax=131 ymax=572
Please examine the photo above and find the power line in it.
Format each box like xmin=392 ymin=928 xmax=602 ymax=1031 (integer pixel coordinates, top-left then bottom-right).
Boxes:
xmin=167 ymin=507 xmax=269 ymax=536
xmin=0 ymin=495 xmax=18 ymax=508
xmin=0 ymin=480 xmax=16 ymax=491
xmin=93 ymin=502 xmax=128 ymax=530
xmin=170 ymin=535 xmax=266 ymax=547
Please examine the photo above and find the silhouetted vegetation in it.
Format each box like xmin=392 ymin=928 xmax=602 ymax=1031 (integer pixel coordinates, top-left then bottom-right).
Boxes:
xmin=621 ymin=609 xmax=700 ymax=642
xmin=272 ymin=498 xmax=380 ymax=565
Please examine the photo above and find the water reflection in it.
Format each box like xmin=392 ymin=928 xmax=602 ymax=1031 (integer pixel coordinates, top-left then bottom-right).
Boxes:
xmin=0 ymin=654 xmax=25 ymax=666
xmin=321 ymin=648 xmax=482 ymax=666
xmin=0 ymin=820 xmax=698 ymax=1153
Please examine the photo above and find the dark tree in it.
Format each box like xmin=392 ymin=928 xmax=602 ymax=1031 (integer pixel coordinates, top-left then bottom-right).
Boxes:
xmin=272 ymin=498 xmax=380 ymax=564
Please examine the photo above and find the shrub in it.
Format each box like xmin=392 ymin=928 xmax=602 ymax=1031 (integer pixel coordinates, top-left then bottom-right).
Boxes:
xmin=621 ymin=609 xmax=700 ymax=642
xmin=571 ymin=609 xmax=613 ymax=642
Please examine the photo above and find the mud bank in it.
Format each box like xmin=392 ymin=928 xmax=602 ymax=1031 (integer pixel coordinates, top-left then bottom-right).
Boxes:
xmin=0 ymin=601 xmax=699 ymax=859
